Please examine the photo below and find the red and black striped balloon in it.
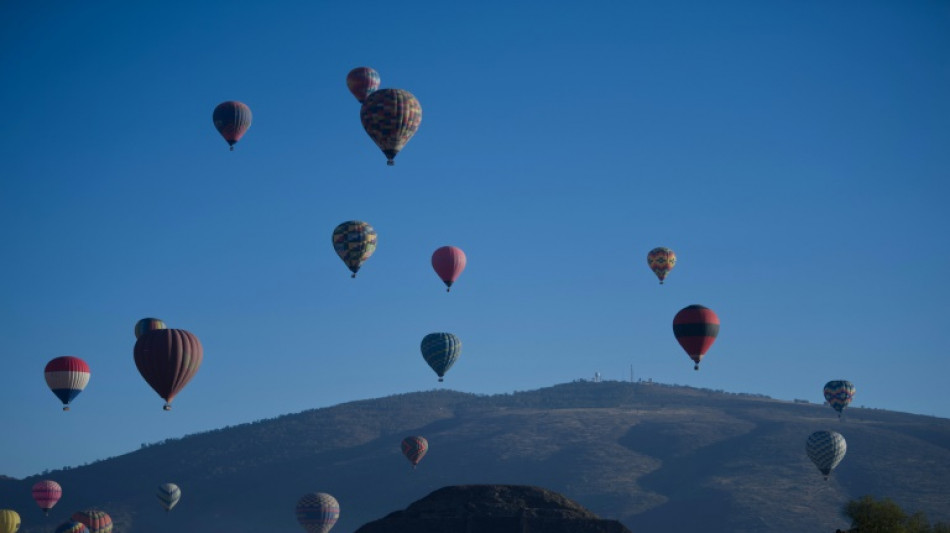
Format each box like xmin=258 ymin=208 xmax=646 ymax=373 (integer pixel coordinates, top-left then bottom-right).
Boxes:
xmin=401 ymin=436 xmax=428 ymax=468
xmin=672 ymin=305 xmax=719 ymax=370
xmin=212 ymin=101 xmax=252 ymax=151
xmin=133 ymin=329 xmax=203 ymax=410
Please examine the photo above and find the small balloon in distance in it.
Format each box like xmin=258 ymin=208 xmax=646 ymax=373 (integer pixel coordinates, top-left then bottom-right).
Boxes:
xmin=212 ymin=101 xmax=252 ymax=151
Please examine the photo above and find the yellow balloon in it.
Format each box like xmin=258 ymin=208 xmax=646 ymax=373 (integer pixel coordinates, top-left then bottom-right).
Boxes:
xmin=0 ymin=510 xmax=21 ymax=533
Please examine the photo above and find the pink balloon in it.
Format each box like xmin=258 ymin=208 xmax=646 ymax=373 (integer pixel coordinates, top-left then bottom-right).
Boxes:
xmin=32 ymin=480 xmax=62 ymax=514
xmin=431 ymin=246 xmax=467 ymax=292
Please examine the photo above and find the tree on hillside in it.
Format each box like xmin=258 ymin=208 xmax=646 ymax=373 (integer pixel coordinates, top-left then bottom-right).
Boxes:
xmin=842 ymin=495 xmax=950 ymax=533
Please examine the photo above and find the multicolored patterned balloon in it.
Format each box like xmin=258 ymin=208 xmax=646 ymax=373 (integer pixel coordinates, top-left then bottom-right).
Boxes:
xmin=54 ymin=521 xmax=87 ymax=533
xmin=431 ymin=246 xmax=467 ymax=292
xmin=673 ymin=305 xmax=720 ymax=370
xmin=71 ymin=510 xmax=112 ymax=533
xmin=45 ymin=356 xmax=90 ymax=411
xmin=296 ymin=492 xmax=340 ymax=533
xmin=134 ymin=317 xmax=166 ymax=339
xmin=32 ymin=480 xmax=62 ymax=515
xmin=346 ymin=67 xmax=380 ymax=103
xmin=401 ymin=436 xmax=429 ymax=468
xmin=212 ymin=101 xmax=252 ymax=151
xmin=805 ymin=430 xmax=847 ymax=480
xmin=0 ymin=510 xmax=20 ymax=533
xmin=134 ymin=329 xmax=203 ymax=410
xmin=647 ymin=247 xmax=676 ymax=284
xmin=157 ymin=483 xmax=181 ymax=512
xmin=332 ymin=221 xmax=377 ymax=278
xmin=823 ymin=380 xmax=856 ymax=418
xmin=360 ymin=88 xmax=422 ymax=165
xmin=421 ymin=333 xmax=461 ymax=382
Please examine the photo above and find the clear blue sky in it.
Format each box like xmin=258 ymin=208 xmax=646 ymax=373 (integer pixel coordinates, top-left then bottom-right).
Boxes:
xmin=1 ymin=0 xmax=948 ymax=480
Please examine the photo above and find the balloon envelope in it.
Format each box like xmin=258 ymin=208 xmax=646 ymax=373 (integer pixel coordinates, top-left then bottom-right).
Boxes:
xmin=296 ymin=492 xmax=340 ymax=533
xmin=212 ymin=101 xmax=252 ymax=150
xmin=45 ymin=356 xmax=90 ymax=410
xmin=157 ymin=483 xmax=181 ymax=512
xmin=32 ymin=480 xmax=62 ymax=514
xmin=431 ymin=246 xmax=467 ymax=291
xmin=133 ymin=329 xmax=203 ymax=410
xmin=0 ymin=510 xmax=20 ymax=533
xmin=647 ymin=247 xmax=676 ymax=284
xmin=672 ymin=305 xmax=719 ymax=370
xmin=360 ymin=88 xmax=422 ymax=165
xmin=806 ymin=430 xmax=847 ymax=479
xmin=401 ymin=436 xmax=429 ymax=467
xmin=134 ymin=317 xmax=166 ymax=339
xmin=823 ymin=380 xmax=856 ymax=416
xmin=346 ymin=67 xmax=380 ymax=103
xmin=71 ymin=510 xmax=111 ymax=533
xmin=332 ymin=221 xmax=377 ymax=277
xmin=421 ymin=333 xmax=461 ymax=382
xmin=55 ymin=521 xmax=88 ymax=533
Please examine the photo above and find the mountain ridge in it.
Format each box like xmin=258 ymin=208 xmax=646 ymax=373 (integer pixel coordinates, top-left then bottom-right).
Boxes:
xmin=2 ymin=381 xmax=948 ymax=533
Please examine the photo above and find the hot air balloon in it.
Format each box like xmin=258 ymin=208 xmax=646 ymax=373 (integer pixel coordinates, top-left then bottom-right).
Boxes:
xmin=157 ymin=483 xmax=181 ymax=512
xmin=647 ymin=247 xmax=676 ymax=284
xmin=346 ymin=67 xmax=380 ymax=103
xmin=134 ymin=317 xmax=166 ymax=339
xmin=401 ymin=436 xmax=429 ymax=469
xmin=431 ymin=246 xmax=466 ymax=292
xmin=133 ymin=329 xmax=203 ymax=410
xmin=0 ymin=510 xmax=20 ymax=533
xmin=421 ymin=333 xmax=461 ymax=382
xmin=54 ymin=521 xmax=88 ymax=533
xmin=332 ymin=221 xmax=377 ymax=278
xmin=212 ymin=101 xmax=252 ymax=151
xmin=32 ymin=480 xmax=62 ymax=515
xmin=806 ymin=430 xmax=847 ymax=480
xmin=673 ymin=305 xmax=719 ymax=370
xmin=823 ymin=380 xmax=856 ymax=419
xmin=71 ymin=510 xmax=111 ymax=533
xmin=45 ymin=356 xmax=90 ymax=410
xmin=360 ymin=88 xmax=422 ymax=165
xmin=296 ymin=492 xmax=340 ymax=533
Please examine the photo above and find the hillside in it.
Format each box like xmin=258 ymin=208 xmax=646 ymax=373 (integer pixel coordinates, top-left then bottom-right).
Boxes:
xmin=1 ymin=381 xmax=948 ymax=533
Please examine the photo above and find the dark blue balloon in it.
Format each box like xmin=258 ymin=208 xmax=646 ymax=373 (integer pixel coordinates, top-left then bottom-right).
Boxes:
xmin=420 ymin=333 xmax=461 ymax=382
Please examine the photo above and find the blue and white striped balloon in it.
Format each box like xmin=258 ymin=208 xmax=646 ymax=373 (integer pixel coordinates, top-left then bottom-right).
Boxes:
xmin=157 ymin=483 xmax=181 ymax=512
